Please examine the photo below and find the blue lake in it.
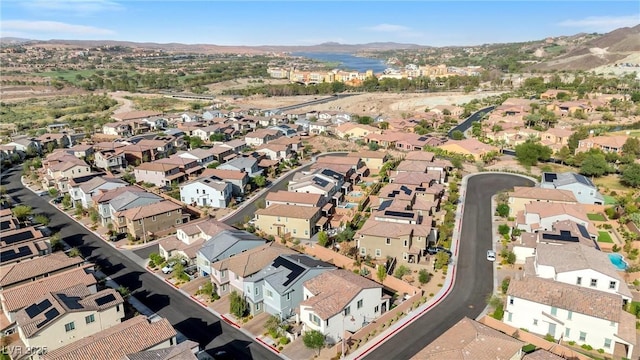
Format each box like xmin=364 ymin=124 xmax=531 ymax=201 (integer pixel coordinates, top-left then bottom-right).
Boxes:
xmin=292 ymin=52 xmax=388 ymax=73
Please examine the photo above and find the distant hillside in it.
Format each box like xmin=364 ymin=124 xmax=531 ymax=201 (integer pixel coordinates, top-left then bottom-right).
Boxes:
xmin=530 ymin=24 xmax=640 ymax=71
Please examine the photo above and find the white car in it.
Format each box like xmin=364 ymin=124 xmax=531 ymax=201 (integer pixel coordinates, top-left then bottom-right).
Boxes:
xmin=487 ymin=250 xmax=496 ymax=262
xmin=161 ymin=262 xmax=175 ymax=274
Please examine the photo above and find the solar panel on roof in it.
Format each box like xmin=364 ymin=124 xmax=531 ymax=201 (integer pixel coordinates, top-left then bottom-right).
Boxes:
xmin=541 ymin=230 xmax=578 ymax=242
xmin=384 ymin=210 xmax=415 ymax=219
xmin=544 ymin=173 xmax=557 ymax=183
xmin=25 ymin=299 xmax=53 ymax=318
xmin=575 ymin=174 xmax=595 ymax=187
xmin=400 ymin=186 xmax=411 ymax=195
xmin=3 ymin=230 xmax=35 ymax=245
xmin=37 ymin=308 xmax=60 ymax=328
xmin=95 ymin=293 xmax=117 ymax=306
xmin=0 ymin=221 xmax=10 ymax=231
xmin=416 ymin=187 xmax=426 ymax=192
xmin=57 ymin=294 xmax=83 ymax=310
xmin=1 ymin=246 xmax=33 ymax=262
xmin=418 ymin=137 xmax=428 ymax=141
xmin=577 ymin=224 xmax=591 ymax=239
xmin=272 ymin=256 xmax=304 ymax=287
xmin=313 ymin=177 xmax=329 ymax=188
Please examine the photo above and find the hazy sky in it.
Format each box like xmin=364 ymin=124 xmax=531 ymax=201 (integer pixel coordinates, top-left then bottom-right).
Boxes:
xmin=1 ymin=0 xmax=638 ymax=46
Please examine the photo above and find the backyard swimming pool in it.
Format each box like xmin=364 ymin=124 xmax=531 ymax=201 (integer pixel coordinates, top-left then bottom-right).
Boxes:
xmin=608 ymin=253 xmax=628 ymax=271
xmin=348 ymin=191 xmax=363 ymax=197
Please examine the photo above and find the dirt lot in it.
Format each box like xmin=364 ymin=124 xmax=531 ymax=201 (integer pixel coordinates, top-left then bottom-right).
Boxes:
xmin=236 ymin=91 xmax=506 ymax=118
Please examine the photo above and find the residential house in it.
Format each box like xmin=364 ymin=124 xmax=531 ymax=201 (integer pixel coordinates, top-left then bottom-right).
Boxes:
xmin=122 ymin=340 xmax=199 ymax=360
xmin=203 ymin=110 xmax=224 ymax=120
xmin=209 ymin=145 xmax=236 ymax=163
xmin=210 ymin=242 xmax=295 ymax=296
xmin=102 ymin=122 xmax=132 ymax=138
xmin=437 ymin=139 xmax=499 ymax=161
xmin=256 ymin=143 xmax=291 ymax=161
xmin=220 ymin=139 xmax=247 ymax=154
xmin=0 ymin=265 xmax=97 ymax=324
xmin=266 ymin=190 xmax=325 ymax=208
xmin=0 ymin=252 xmax=84 ymax=291
xmin=508 ymin=186 xmax=579 ymax=217
xmin=1 ymin=227 xmax=51 ymax=265
xmin=395 ymin=133 xmax=445 ymax=151
xmin=176 ymin=149 xmax=217 ymax=166
xmin=112 ymin=110 xmax=162 ymax=122
xmin=154 ymin=155 xmax=204 ymax=180
xmin=112 ymin=200 xmax=185 ymax=241
xmin=5 ymin=136 xmax=41 ymax=154
xmin=94 ymin=149 xmax=126 ymax=171
xmin=41 ymin=315 xmax=178 ymax=360
xmin=243 ymin=254 xmax=335 ymax=319
xmin=540 ymin=172 xmax=604 ymax=205
xmin=515 ymin=202 xmax=597 ymax=237
xmin=300 ymin=269 xmax=389 ymax=345
xmin=36 ymin=133 xmax=69 ymax=150
xmin=181 ymin=112 xmax=201 ymax=123
xmin=514 ymin=220 xmax=599 ymax=263
xmin=93 ymin=187 xmax=162 ymax=227
xmin=576 ymin=135 xmax=629 ymax=155
xmin=541 ymin=127 xmax=574 ymax=150
xmin=356 ymin=217 xmax=435 ymax=263
xmin=117 ymin=144 xmax=156 ymax=165
xmin=137 ymin=137 xmax=176 ymax=158
xmin=196 ymin=230 xmax=266 ymax=276
xmin=134 ymin=162 xmax=185 ymax=187
xmin=218 ymin=156 xmax=262 ymax=177
xmin=244 ymin=129 xmax=281 ymax=147
xmin=525 ymin=242 xmax=631 ymax=302
xmin=389 ymin=172 xmax=439 ymax=187
xmin=289 ymin=168 xmax=347 ymax=204
xmin=309 ymin=120 xmax=332 ymax=135
xmin=200 ymin=168 xmax=249 ymax=196
xmin=179 ymin=175 xmax=232 ymax=208
xmin=411 ymin=317 xmax=524 ymax=359
xmin=254 ymin=204 xmax=322 ymax=239
xmin=73 ymin=176 xmax=127 ymax=209
xmin=15 ymin=286 xmax=124 ymax=355
xmin=347 ymin=151 xmax=390 ymax=172
xmin=41 ymin=152 xmax=91 ymax=193
xmin=365 ymin=132 xmax=406 ymax=149
xmin=334 ymin=123 xmax=381 ymax=140
xmin=193 ymin=125 xmax=226 ymax=142
xmin=504 ymin=276 xmax=635 ymax=358
xmin=269 ymin=136 xmax=304 ymax=156
xmin=311 ymin=156 xmax=366 ymax=183
xmin=158 ymin=218 xmax=232 ymax=263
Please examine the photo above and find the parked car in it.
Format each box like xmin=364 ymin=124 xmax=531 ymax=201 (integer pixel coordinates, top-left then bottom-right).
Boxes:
xmin=487 ymin=250 xmax=496 ymax=262
xmin=109 ymin=233 xmax=127 ymax=241
xmin=162 ymin=258 xmax=188 ymax=274
xmin=36 ymin=190 xmax=48 ymax=196
xmin=52 ymin=196 xmax=63 ymax=204
xmin=426 ymin=246 xmax=452 ymax=257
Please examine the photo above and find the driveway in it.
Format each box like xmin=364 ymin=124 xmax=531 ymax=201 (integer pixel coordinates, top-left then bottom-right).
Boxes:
xmin=362 ymin=173 xmax=534 ymax=359
xmin=1 ymin=166 xmax=281 ymax=360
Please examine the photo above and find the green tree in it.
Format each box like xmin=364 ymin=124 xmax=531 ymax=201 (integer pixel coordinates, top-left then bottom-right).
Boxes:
xmin=394 ymin=265 xmax=411 ymax=279
xmin=451 ymin=130 xmax=465 ymax=140
xmin=434 ymin=252 xmax=450 ymax=269
xmin=317 ymin=231 xmax=329 ymax=247
xmin=621 ymin=163 xmax=640 ymax=188
xmin=62 ymin=193 xmax=72 ymax=209
xmin=252 ymin=175 xmax=267 ymax=188
xmin=264 ymin=315 xmax=282 ymax=339
xmin=368 ymin=142 xmax=380 ymax=151
xmin=496 ymin=203 xmax=510 ymax=218
xmin=48 ymin=188 xmax=59 ymax=198
xmin=580 ymin=152 xmax=611 ymax=177
xmin=189 ymin=136 xmax=203 ymax=149
xmin=229 ymin=291 xmax=248 ymax=318
xmin=68 ymin=247 xmax=81 ymax=257
xmin=501 ymin=276 xmax=511 ymax=294
xmin=34 ymin=214 xmax=50 ymax=226
xmin=376 ymin=265 xmax=387 ymax=283
xmin=498 ymin=224 xmax=511 ymax=236
xmin=418 ymin=269 xmax=431 ymax=284
xmin=209 ymin=133 xmax=226 ymax=142
xmin=302 ymin=329 xmax=325 ymax=356
xmin=555 ymin=146 xmax=572 ymax=165
xmin=12 ymin=205 xmax=32 ymax=221
xmin=514 ymin=142 xmax=552 ymax=166
xmin=622 ymin=137 xmax=640 ymax=157
xmin=50 ymin=232 xmax=63 ymax=251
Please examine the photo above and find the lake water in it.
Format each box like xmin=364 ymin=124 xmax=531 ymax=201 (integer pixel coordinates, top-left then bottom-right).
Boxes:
xmin=292 ymin=52 xmax=388 ymax=73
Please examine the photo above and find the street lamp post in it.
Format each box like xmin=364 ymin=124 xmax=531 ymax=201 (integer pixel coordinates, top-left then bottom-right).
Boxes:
xmin=341 ymin=314 xmax=355 ymax=359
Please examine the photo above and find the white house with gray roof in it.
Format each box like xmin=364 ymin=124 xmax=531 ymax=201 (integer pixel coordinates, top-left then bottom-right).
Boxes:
xmin=96 ymin=190 xmax=162 ymax=226
xmin=73 ymin=176 xmax=128 ymax=209
xmin=196 ymin=230 xmax=266 ymax=276
xmin=243 ymin=254 xmax=335 ymax=319
xmin=179 ymin=175 xmax=232 ymax=208
xmin=525 ymin=242 xmax=632 ymax=302
xmin=217 ymin=156 xmax=262 ymax=177
xmin=540 ymin=172 xmax=605 ymax=205
xmin=504 ymin=276 xmax=635 ymax=358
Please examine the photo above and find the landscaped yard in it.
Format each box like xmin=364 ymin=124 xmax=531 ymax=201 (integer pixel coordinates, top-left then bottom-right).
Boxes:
xmin=593 ymin=174 xmax=629 ymax=192
xmin=598 ymin=231 xmax=613 ymax=243
xmin=587 ymin=213 xmax=607 ymax=221
xmin=603 ymin=195 xmax=618 ymax=205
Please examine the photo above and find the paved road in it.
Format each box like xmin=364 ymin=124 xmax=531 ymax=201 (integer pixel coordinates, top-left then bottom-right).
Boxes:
xmin=363 ymin=173 xmax=534 ymax=360
xmin=1 ymin=167 xmax=280 ymax=360
xmin=447 ymin=106 xmax=495 ymax=138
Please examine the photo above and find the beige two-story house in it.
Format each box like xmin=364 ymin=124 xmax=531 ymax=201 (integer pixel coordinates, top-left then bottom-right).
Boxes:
xmin=508 ymin=186 xmax=579 ymax=217
xmin=112 ymin=200 xmax=185 ymax=241
xmin=254 ymin=204 xmax=322 ymax=239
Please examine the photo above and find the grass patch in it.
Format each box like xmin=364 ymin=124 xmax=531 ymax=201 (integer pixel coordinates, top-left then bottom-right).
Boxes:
xmin=597 ymin=231 xmax=613 ymax=243
xmin=593 ymin=174 xmax=629 ymax=192
xmin=603 ymin=195 xmax=618 ymax=205
xmin=627 ymin=301 xmax=640 ymax=318
xmin=587 ymin=213 xmax=606 ymax=221
xmin=33 ymin=69 xmax=102 ymax=84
